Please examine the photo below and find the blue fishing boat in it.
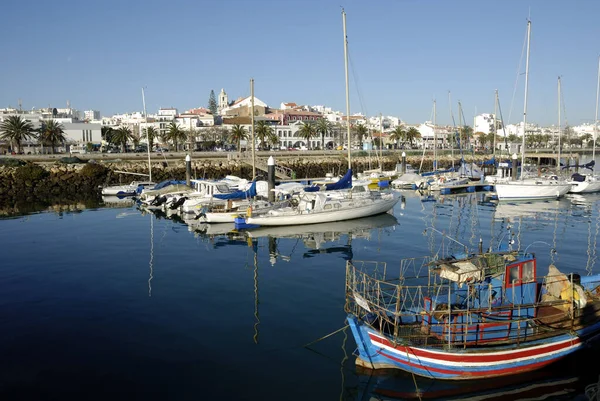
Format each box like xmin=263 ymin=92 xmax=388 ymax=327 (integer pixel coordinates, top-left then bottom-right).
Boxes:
xmin=345 ymin=231 xmax=600 ymax=380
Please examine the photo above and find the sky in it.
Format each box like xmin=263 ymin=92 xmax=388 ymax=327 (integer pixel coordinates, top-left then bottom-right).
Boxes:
xmin=1 ymin=0 xmax=599 ymax=127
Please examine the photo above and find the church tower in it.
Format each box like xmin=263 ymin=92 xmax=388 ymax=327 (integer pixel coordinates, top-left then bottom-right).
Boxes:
xmin=218 ymin=88 xmax=228 ymax=113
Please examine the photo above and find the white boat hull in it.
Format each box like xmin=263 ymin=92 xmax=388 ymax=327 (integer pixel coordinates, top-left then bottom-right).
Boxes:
xmin=568 ymin=175 xmax=600 ymax=193
xmin=246 ymin=193 xmax=399 ymax=226
xmin=495 ymin=180 xmax=572 ymax=200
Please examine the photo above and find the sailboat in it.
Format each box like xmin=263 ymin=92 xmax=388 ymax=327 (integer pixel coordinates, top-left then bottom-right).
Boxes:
xmin=568 ymin=55 xmax=600 ymax=193
xmin=495 ymin=20 xmax=572 ymax=201
xmin=244 ymin=9 xmax=400 ymax=227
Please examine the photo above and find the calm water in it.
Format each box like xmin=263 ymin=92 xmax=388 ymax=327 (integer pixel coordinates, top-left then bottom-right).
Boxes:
xmin=1 ymin=190 xmax=600 ymax=401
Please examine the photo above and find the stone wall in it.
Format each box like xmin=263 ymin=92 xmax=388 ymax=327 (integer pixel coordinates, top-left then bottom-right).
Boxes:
xmin=0 ymin=153 xmax=481 ymax=207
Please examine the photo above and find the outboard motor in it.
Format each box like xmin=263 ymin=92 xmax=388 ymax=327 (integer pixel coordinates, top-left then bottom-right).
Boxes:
xmin=151 ymin=195 xmax=167 ymax=206
xmin=169 ymin=196 xmax=187 ymax=210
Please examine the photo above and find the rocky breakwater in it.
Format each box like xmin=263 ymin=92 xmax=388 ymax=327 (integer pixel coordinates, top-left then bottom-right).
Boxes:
xmin=0 ymin=161 xmax=109 ymax=206
xmin=0 ymin=152 xmax=489 ymax=207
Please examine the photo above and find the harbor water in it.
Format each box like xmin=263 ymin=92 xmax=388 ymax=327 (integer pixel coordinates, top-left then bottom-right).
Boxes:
xmin=1 ymin=190 xmax=599 ymax=400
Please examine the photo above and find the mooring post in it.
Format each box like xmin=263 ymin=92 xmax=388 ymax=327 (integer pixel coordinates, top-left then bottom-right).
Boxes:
xmin=401 ymin=152 xmax=406 ymax=174
xmin=511 ymin=153 xmax=518 ymax=181
xmin=185 ymin=154 xmax=191 ymax=187
xmin=268 ymin=155 xmax=275 ymax=202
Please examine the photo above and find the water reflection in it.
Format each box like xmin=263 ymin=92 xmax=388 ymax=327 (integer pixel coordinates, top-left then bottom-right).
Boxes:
xmin=243 ymin=213 xmax=398 ymax=265
xmin=347 ymin=340 xmax=600 ymax=401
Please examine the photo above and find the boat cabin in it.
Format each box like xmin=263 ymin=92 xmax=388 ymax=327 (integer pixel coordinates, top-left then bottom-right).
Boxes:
xmin=423 ymin=252 xmax=539 ymax=344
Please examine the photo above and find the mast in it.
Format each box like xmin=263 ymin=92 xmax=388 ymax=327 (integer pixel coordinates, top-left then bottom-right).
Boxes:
xmin=558 ymin=76 xmax=562 ymax=171
xmin=342 ymin=9 xmax=351 ymax=170
xmin=594 ymin=54 xmax=599 ymax=171
xmin=379 ymin=112 xmax=383 ymax=168
xmin=142 ymin=87 xmax=152 ymax=182
xmin=250 ymin=78 xmax=256 ymax=180
xmin=458 ymin=100 xmax=463 ymax=162
xmin=493 ymin=90 xmax=498 ymax=158
xmin=449 ymin=91 xmax=455 ymax=168
xmin=433 ymin=99 xmax=437 ymax=170
xmin=521 ymin=20 xmax=531 ymax=181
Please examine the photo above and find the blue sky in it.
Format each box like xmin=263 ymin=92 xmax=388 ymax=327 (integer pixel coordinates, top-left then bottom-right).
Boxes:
xmin=1 ymin=0 xmax=599 ymax=127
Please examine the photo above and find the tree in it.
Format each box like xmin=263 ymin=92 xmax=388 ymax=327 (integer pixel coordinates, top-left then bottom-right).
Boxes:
xmin=316 ymin=118 xmax=332 ymax=149
xmin=208 ymin=90 xmax=218 ymax=116
xmin=142 ymin=126 xmax=158 ymax=151
xmin=0 ymin=115 xmax=35 ymax=154
xmin=229 ymin=124 xmax=248 ymax=154
xmin=405 ymin=127 xmax=421 ymax=147
xmin=388 ymin=126 xmax=406 ymax=149
xmin=353 ymin=123 xmax=368 ymax=148
xmin=112 ymin=126 xmax=133 ymax=152
xmin=581 ymin=133 xmax=593 ymax=148
xmin=254 ymin=120 xmax=273 ymax=150
xmin=101 ymin=126 xmax=115 ymax=146
xmin=167 ymin=122 xmax=187 ymax=151
xmin=39 ymin=119 xmax=66 ymax=154
xmin=298 ymin=121 xmax=316 ymax=149
xmin=460 ymin=125 xmax=474 ymax=150
xmin=267 ymin=132 xmax=280 ymax=149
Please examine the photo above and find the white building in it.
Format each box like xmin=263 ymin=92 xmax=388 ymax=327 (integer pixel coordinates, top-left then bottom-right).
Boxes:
xmin=221 ymin=96 xmax=268 ymax=116
xmin=84 ymin=110 xmax=101 ymax=121
xmin=218 ymin=89 xmax=228 ymax=114
xmin=158 ymin=108 xmax=178 ymax=117
xmin=473 ymin=113 xmax=496 ymax=134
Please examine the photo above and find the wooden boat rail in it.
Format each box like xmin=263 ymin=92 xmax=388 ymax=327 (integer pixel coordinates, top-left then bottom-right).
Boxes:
xmin=345 ymin=259 xmax=600 ymax=349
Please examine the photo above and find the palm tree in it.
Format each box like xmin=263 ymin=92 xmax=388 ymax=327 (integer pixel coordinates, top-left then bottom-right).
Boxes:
xmin=316 ymin=118 xmax=332 ymax=149
xmin=39 ymin=119 xmax=66 ymax=154
xmin=388 ymin=126 xmax=406 ymax=149
xmin=112 ymin=126 xmax=133 ymax=152
xmin=229 ymin=124 xmax=248 ymax=154
xmin=254 ymin=120 xmax=273 ymax=150
xmin=101 ymin=126 xmax=115 ymax=148
xmin=405 ymin=127 xmax=421 ymax=148
xmin=353 ymin=123 xmax=368 ymax=149
xmin=0 ymin=115 xmax=35 ymax=154
xmin=267 ymin=132 xmax=280 ymax=150
xmin=142 ymin=126 xmax=158 ymax=151
xmin=167 ymin=122 xmax=187 ymax=151
xmin=298 ymin=121 xmax=316 ymax=149
xmin=460 ymin=125 xmax=474 ymax=150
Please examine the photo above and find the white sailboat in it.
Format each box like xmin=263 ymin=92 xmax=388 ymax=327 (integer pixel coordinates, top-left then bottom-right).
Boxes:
xmin=495 ymin=20 xmax=572 ymax=201
xmin=568 ymin=54 xmax=600 ymax=194
xmin=244 ymin=9 xmax=399 ymax=227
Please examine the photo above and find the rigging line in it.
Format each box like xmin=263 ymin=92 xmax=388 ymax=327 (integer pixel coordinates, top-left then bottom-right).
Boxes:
xmin=347 ymin=51 xmax=369 ymax=118
xmin=496 ymin=91 xmax=509 ymax=159
xmin=507 ymin=23 xmax=529 ymax=126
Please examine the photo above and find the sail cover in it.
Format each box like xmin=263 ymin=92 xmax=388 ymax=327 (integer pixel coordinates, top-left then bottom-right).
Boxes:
xmin=214 ymin=180 xmax=257 ymax=200
xmin=304 ymin=169 xmax=353 ymax=192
